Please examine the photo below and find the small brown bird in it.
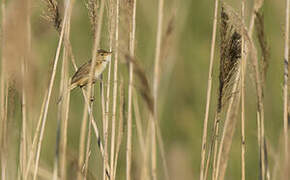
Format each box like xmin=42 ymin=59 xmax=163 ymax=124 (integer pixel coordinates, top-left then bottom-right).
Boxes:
xmin=70 ymin=49 xmax=112 ymax=91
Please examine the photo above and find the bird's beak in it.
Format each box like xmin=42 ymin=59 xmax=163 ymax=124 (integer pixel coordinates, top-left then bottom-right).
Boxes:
xmin=106 ymin=52 xmax=112 ymax=62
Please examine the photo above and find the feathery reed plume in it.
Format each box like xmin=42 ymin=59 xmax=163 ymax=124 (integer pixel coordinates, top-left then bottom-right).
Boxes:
xmin=85 ymin=0 xmax=97 ymax=37
xmin=42 ymin=0 xmax=62 ymax=32
xmin=207 ymin=5 xmax=242 ymax=180
xmin=255 ymin=11 xmax=270 ymax=86
xmin=218 ymin=7 xmax=241 ymax=111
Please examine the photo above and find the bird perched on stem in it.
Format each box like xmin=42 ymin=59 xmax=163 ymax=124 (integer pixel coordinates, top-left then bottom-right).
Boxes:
xmin=70 ymin=49 xmax=112 ymax=91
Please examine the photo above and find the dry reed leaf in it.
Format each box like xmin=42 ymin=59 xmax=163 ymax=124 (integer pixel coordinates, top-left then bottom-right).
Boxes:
xmin=124 ymin=54 xmax=154 ymax=114
xmin=161 ymin=12 xmax=175 ymax=62
xmin=255 ymin=11 xmax=270 ymax=86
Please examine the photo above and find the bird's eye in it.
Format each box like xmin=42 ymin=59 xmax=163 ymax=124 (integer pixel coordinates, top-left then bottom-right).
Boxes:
xmin=100 ymin=53 xmax=104 ymax=56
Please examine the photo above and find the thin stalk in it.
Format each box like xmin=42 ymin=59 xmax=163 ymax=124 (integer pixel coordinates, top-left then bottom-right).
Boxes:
xmin=110 ymin=0 xmax=120 ymax=177
xmin=126 ymin=0 xmax=137 ymax=179
xmin=20 ymin=58 xmax=28 ymax=179
xmin=84 ymin=95 xmax=93 ymax=180
xmin=241 ymin=1 xmax=246 ymax=180
xmin=103 ymin=0 xmax=114 ymax=176
xmin=133 ymin=90 xmax=145 ymax=153
xmin=212 ymin=112 xmax=221 ymax=180
xmin=77 ymin=0 xmax=105 ymax=179
xmin=0 ymin=1 xmax=7 ymax=179
xmin=152 ymin=0 xmax=171 ymax=179
xmin=151 ymin=118 xmax=157 ymax=180
xmin=24 ymin=90 xmax=48 ymax=180
xmin=113 ymin=81 xmax=124 ymax=179
xmin=101 ymin=74 xmax=107 ymax=180
xmin=59 ymin=9 xmax=72 ymax=179
xmin=32 ymin=0 xmax=73 ymax=178
xmin=283 ymin=0 xmax=289 ymax=177
xmin=200 ymin=0 xmax=219 ymax=179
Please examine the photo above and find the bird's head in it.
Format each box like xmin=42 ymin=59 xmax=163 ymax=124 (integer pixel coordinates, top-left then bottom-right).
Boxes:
xmin=96 ymin=49 xmax=112 ymax=63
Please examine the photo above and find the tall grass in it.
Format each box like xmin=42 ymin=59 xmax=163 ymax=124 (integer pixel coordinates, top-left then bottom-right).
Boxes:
xmin=0 ymin=0 xmax=289 ymax=180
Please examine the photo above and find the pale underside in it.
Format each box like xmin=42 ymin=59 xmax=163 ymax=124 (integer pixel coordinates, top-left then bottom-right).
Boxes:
xmin=70 ymin=59 xmax=108 ymax=90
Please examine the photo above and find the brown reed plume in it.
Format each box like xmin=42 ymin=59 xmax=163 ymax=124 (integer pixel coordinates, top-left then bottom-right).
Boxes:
xmin=218 ymin=7 xmax=241 ymax=112
xmin=205 ymin=5 xmax=242 ymax=180
xmin=42 ymin=0 xmax=62 ymax=32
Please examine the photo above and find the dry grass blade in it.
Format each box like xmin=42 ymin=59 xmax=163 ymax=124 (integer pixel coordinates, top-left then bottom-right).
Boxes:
xmin=113 ymin=80 xmax=124 ymax=179
xmin=200 ymin=1 xmax=219 ymax=179
xmin=110 ymin=0 xmax=120 ymax=177
xmin=124 ymin=54 xmax=154 ymax=114
xmin=126 ymin=0 xmax=137 ymax=179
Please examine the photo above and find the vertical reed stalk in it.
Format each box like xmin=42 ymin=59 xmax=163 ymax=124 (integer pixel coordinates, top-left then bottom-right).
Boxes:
xmin=0 ymin=1 xmax=7 ymax=179
xmin=84 ymin=103 xmax=93 ymax=179
xmin=283 ymin=0 xmax=289 ymax=178
xmin=24 ymin=90 xmax=48 ymax=180
xmin=241 ymin=1 xmax=246 ymax=180
xmin=59 ymin=7 xmax=72 ymax=179
xmin=126 ymin=0 xmax=137 ymax=179
xmin=200 ymin=1 xmax=219 ymax=179
xmin=21 ymin=58 xmax=28 ymax=179
xmin=113 ymin=81 xmax=124 ymax=179
xmin=103 ymin=0 xmax=115 ymax=178
xmin=101 ymin=73 xmax=106 ymax=180
xmin=152 ymin=1 xmax=171 ymax=179
xmin=110 ymin=0 xmax=120 ymax=177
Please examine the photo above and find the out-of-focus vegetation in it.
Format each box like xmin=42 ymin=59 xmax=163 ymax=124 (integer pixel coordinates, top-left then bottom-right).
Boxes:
xmin=0 ymin=0 xmax=289 ymax=179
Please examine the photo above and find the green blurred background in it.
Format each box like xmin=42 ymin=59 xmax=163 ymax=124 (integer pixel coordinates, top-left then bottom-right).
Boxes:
xmin=2 ymin=0 xmax=288 ymax=179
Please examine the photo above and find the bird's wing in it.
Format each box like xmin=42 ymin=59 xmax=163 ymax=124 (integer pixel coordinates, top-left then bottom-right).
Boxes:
xmin=71 ymin=60 xmax=92 ymax=84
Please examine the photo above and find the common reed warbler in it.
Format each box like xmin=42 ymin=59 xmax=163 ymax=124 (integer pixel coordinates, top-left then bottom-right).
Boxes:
xmin=69 ymin=49 xmax=112 ymax=91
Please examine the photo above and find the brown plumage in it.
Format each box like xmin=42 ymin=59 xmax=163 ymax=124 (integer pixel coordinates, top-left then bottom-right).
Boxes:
xmin=70 ymin=49 xmax=112 ymax=90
